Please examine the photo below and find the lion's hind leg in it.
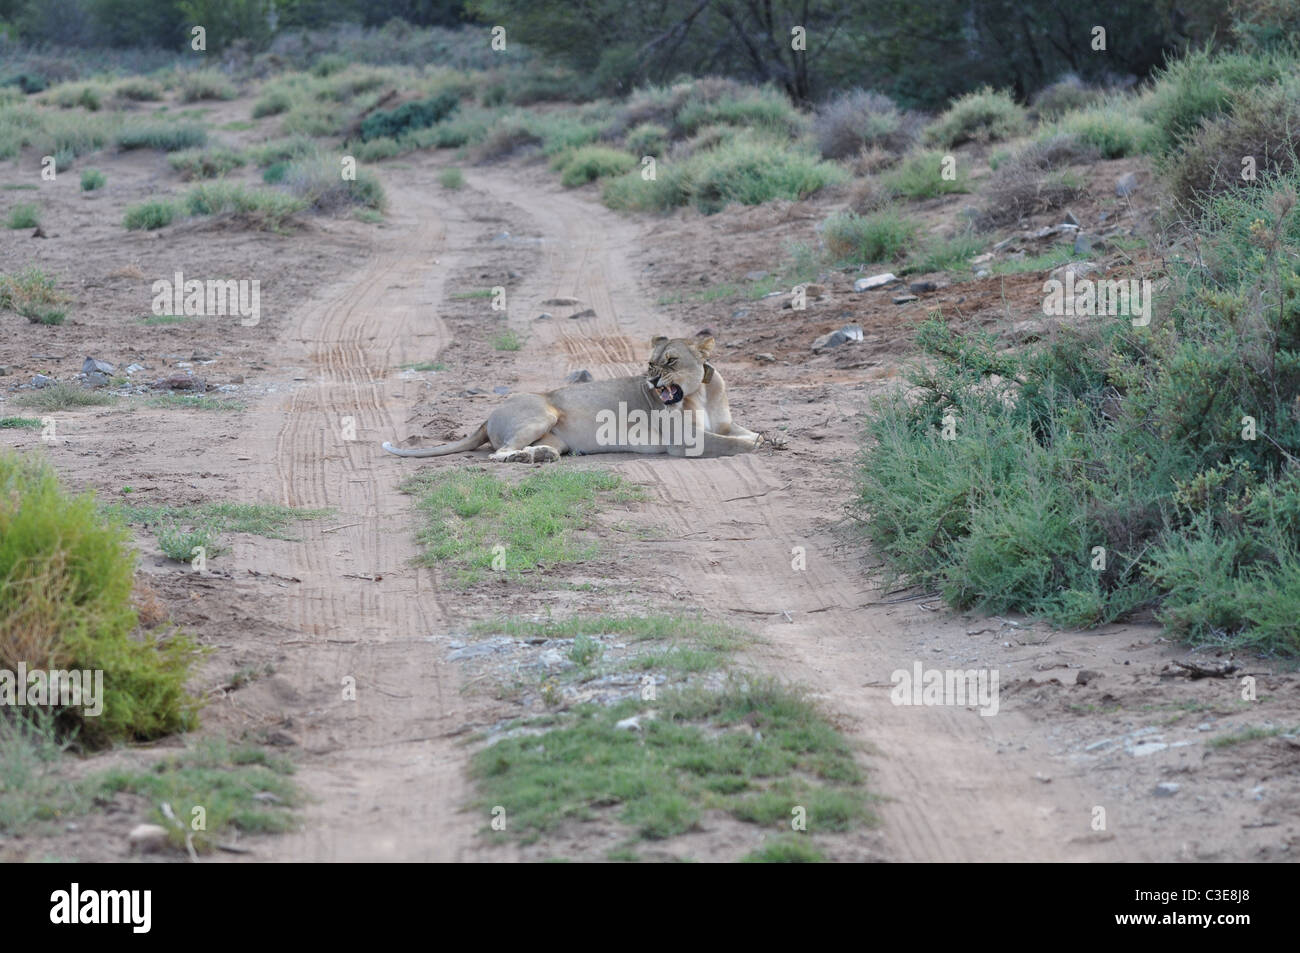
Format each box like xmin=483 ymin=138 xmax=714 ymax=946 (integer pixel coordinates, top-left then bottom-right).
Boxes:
xmin=487 ymin=397 xmax=561 ymax=463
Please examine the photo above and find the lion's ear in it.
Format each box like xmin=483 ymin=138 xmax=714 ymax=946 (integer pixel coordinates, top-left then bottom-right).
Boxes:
xmin=695 ymin=336 xmax=715 ymax=358
xmin=701 ymin=362 xmax=715 ymax=384
xmin=650 ymin=335 xmax=668 ymax=350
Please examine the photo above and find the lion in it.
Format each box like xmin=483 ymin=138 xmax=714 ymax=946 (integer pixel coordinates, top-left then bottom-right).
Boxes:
xmin=382 ymin=335 xmax=763 ymax=462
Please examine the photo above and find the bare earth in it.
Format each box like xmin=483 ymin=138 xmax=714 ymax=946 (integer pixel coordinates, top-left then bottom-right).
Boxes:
xmin=3 ymin=129 xmax=1297 ymax=862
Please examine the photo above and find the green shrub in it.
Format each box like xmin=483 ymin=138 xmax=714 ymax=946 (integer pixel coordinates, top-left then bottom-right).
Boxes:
xmin=280 ymin=155 xmax=385 ymax=212
xmin=625 ymin=122 xmax=669 ymax=157
xmin=1031 ymin=75 xmax=1105 ymax=119
xmin=823 ymin=208 xmax=920 ymax=263
xmin=167 ymin=147 xmax=247 ymax=180
xmin=359 ymin=92 xmax=459 ymax=142
xmin=438 ymin=167 xmax=464 ymax=189
xmin=877 ymin=149 xmax=970 ymax=200
xmin=123 ymin=199 xmax=178 ymax=230
xmin=557 ymin=145 xmax=637 ymax=187
xmin=856 ymin=169 xmax=1300 ymax=656
xmin=0 ymin=451 xmax=200 ymax=746
xmin=114 ymin=78 xmax=163 ymax=102
xmin=177 ymin=69 xmax=236 ymax=103
xmin=184 ymin=182 xmax=306 ymax=229
xmin=116 ymin=122 xmax=207 ymax=151
xmin=353 ymin=136 xmax=401 ymax=161
xmin=1048 ymin=102 xmax=1153 ymax=158
xmin=249 ymin=135 xmax=315 ymax=167
xmin=5 ymin=202 xmax=39 ymax=229
xmin=815 ymin=89 xmax=918 ymax=158
xmin=676 ymin=85 xmax=805 ymax=138
xmin=923 ymin=87 xmax=1029 ymax=148
xmin=252 ymin=88 xmax=293 ymax=118
xmin=1139 ymin=48 xmax=1289 ymax=155
xmin=80 ymin=168 xmax=106 ymax=191
xmin=0 ymin=267 xmax=65 ymax=323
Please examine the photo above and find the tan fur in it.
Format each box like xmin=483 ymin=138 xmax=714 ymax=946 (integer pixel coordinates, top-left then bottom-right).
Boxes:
xmin=382 ymin=336 xmax=762 ymax=462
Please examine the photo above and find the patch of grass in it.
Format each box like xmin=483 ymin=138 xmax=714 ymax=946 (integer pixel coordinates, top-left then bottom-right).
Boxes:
xmin=5 ymin=202 xmax=39 ymax=229
xmin=402 ymin=360 xmax=446 ymax=371
xmin=14 ymin=385 xmax=113 ymax=411
xmin=184 ymin=182 xmax=306 ymax=230
xmin=156 ymin=523 xmax=224 ymax=562
xmin=0 ymin=712 xmax=92 ymax=832
xmin=877 ymin=149 xmax=970 ymax=200
xmin=451 ymin=288 xmax=494 ymax=299
xmin=815 ymin=89 xmax=919 ymax=158
xmin=109 ymin=500 xmax=331 ymax=543
xmin=472 ymin=677 xmax=870 ymax=843
xmin=438 ymin=167 xmax=465 ymax=189
xmin=0 ymin=266 xmax=68 ymax=324
xmin=79 ymin=168 xmax=106 ymax=191
xmin=923 ymin=86 xmax=1028 ymax=148
xmin=0 ymin=417 xmax=42 ymax=429
xmin=123 ymin=198 xmax=178 ymax=230
xmin=96 ymin=739 xmax=299 ymax=852
xmin=280 ymin=154 xmax=386 ymax=212
xmin=177 ymin=70 xmax=236 ymax=103
xmin=1048 ymin=102 xmax=1153 ymax=159
xmin=116 ymin=122 xmax=207 ymax=152
xmin=492 ymin=329 xmax=523 ymax=350
xmin=555 ymin=145 xmax=636 ymax=187
xmin=139 ymin=313 xmax=191 ymax=326
xmin=905 ymin=231 xmax=985 ymax=274
xmin=823 ymin=208 xmax=921 ymax=264
xmin=360 ymin=92 xmax=459 ymax=141
xmin=1206 ymin=725 xmax=1290 ymax=749
xmin=401 ymin=467 xmax=639 ymax=585
xmin=142 ymin=393 xmax=245 ymax=411
xmin=0 ymin=451 xmax=200 ymax=746
xmin=742 ymin=835 xmax=827 ymax=862
xmin=167 ymin=147 xmax=247 ymax=181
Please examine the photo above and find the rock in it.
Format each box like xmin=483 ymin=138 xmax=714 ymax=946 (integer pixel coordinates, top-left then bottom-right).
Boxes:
xmin=460 ymin=388 xmax=487 ymax=396
xmin=1075 ymin=669 xmax=1100 ymax=686
xmin=83 ymin=372 xmax=110 ymax=388
xmin=970 ymin=252 xmax=994 ymax=265
xmin=569 ymin=308 xmax=596 ymax=320
xmin=696 ymin=327 xmax=715 ymax=338
xmin=892 ymin=293 xmax=918 ymax=304
xmin=31 ymin=374 xmax=55 ymax=388
xmin=507 ymin=270 xmax=522 ymax=279
xmin=909 ymin=281 xmax=937 ymax=294
xmin=125 ymin=363 xmax=145 ymax=374
xmin=128 ymin=824 xmax=169 ymax=854
xmin=82 ymin=357 xmax=114 ymax=375
xmin=264 ymin=729 xmax=298 ymax=746
xmin=1127 ymin=741 xmax=1168 ymax=757
xmin=541 ymin=297 xmax=582 ymax=307
xmin=854 ymin=273 xmax=897 ymax=292
xmin=744 ymin=270 xmax=768 ymax=281
xmin=615 ymin=716 xmax=641 ymax=732
xmin=731 ymin=308 xmax=751 ymax=319
xmin=1062 ymin=210 xmax=1080 ymax=227
xmin=1115 ymin=172 xmax=1139 ymax=197
xmin=0 ymin=366 xmax=8 ymax=376
xmin=1049 ymin=261 xmax=1100 ymax=281
xmin=974 ymin=269 xmax=991 ymax=278
xmin=538 ymin=649 xmax=567 ymax=669
xmin=492 ymin=385 xmax=510 ymax=395
xmin=1154 ymin=782 xmax=1181 ymax=798
xmin=152 ymin=375 xmax=206 ymax=391
xmin=534 ymin=312 xmax=553 ymax=321
xmin=251 ymin=791 xmax=284 ymax=804
xmin=802 ymin=283 xmax=826 ymax=298
xmin=565 ymin=369 xmax=593 ymax=383
xmin=753 ymin=353 xmax=777 ymax=363
xmin=229 ymin=374 xmax=244 ymax=384
xmin=190 ymin=351 xmax=213 ymax=362
xmin=812 ymin=324 xmax=864 ymax=351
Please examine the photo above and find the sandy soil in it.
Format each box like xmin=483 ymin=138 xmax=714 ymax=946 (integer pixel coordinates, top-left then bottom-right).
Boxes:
xmin=2 ymin=113 xmax=1297 ymax=863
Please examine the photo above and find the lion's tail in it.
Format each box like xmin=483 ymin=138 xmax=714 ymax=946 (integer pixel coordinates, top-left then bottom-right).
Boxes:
xmin=382 ymin=424 xmax=489 ymax=458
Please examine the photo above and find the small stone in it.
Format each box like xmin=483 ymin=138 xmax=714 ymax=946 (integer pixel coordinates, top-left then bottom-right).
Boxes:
xmin=1075 ymin=669 xmax=1100 ymax=686
xmin=753 ymin=353 xmax=777 ymax=363
xmin=507 ymin=270 xmax=522 ymax=279
xmin=265 ymin=729 xmax=298 ymax=746
xmin=1049 ymin=261 xmax=1100 ymax=281
xmin=971 ymin=252 xmax=994 ymax=265
xmin=1073 ymin=233 xmax=1097 ymax=255
xmin=615 ymin=716 xmax=641 ymax=732
xmin=854 ymin=273 xmax=897 ymax=292
xmin=730 ymin=308 xmax=751 ymax=319
xmin=974 ymin=269 xmax=991 ymax=278
xmin=569 ymin=308 xmax=596 ymax=320
xmin=125 ymin=363 xmax=145 ymax=374
xmin=565 ymin=369 xmax=593 ymax=383
xmin=744 ymin=270 xmax=768 ymax=281
xmin=128 ymin=823 xmax=169 ymax=854
xmin=82 ymin=357 xmax=114 ymax=375
xmin=541 ymin=297 xmax=581 ymax=307
xmin=251 ymin=791 xmax=284 ymax=804
xmin=1115 ymin=172 xmax=1139 ymax=197
xmin=492 ymin=385 xmax=510 ymax=395
xmin=1154 ymin=782 xmax=1181 ymax=798
xmin=0 ymin=366 xmax=8 ymax=376
xmin=892 ymin=293 xmax=918 ymax=304
xmin=534 ymin=312 xmax=552 ymax=321
xmin=152 ymin=375 xmax=206 ymax=391
xmin=1127 ymin=741 xmax=1168 ymax=758
xmin=909 ymin=281 xmax=937 ymax=294
xmin=229 ymin=374 xmax=244 ymax=384
xmin=1062 ymin=210 xmax=1080 ymax=227
xmin=31 ymin=374 xmax=55 ymax=388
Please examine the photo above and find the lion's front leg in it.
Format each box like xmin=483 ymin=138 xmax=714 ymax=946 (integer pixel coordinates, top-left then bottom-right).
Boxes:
xmin=668 ymin=429 xmax=762 ymax=458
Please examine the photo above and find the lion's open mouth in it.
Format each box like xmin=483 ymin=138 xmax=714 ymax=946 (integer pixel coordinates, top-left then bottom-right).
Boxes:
xmin=654 ymin=383 xmax=684 ymax=405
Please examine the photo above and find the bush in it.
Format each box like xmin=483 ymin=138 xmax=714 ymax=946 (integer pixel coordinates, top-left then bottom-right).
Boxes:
xmin=676 ymin=85 xmax=805 ymax=138
xmin=625 ymin=122 xmax=669 ymax=158
xmin=0 ymin=267 xmax=66 ymax=323
xmin=116 ymin=122 xmax=207 ymax=152
xmin=177 ymin=70 xmax=237 ymax=103
xmin=0 ymin=451 xmax=200 ymax=746
xmin=167 ymin=147 xmax=248 ymax=180
xmin=80 ymin=168 xmax=106 ymax=191
xmin=1031 ymin=75 xmax=1105 ymax=119
xmin=877 ymin=149 xmax=970 ymax=200
xmin=557 ymin=145 xmax=636 ymax=187
xmin=815 ymin=90 xmax=919 ymax=159
xmin=248 ymin=135 xmax=315 ymax=167
xmin=1048 ymin=102 xmax=1152 ymax=158
xmin=1163 ymin=78 xmax=1300 ymax=208
xmin=280 ymin=155 xmax=385 ymax=212
xmin=823 ymin=208 xmax=921 ymax=263
xmin=856 ymin=170 xmax=1300 ymax=656
xmin=923 ymin=87 xmax=1029 ymax=148
xmin=114 ymin=78 xmax=163 ymax=102
xmin=252 ymin=88 xmax=293 ymax=118
xmin=123 ymin=199 xmax=178 ymax=230
xmin=1139 ymin=47 xmax=1289 ymax=155
xmin=6 ymin=203 xmax=40 ymax=229
xmin=359 ymin=92 xmax=459 ymax=142
xmin=184 ymin=182 xmax=307 ymax=229
xmin=976 ymin=142 xmax=1088 ymax=229
xmin=438 ymin=167 xmax=464 ymax=189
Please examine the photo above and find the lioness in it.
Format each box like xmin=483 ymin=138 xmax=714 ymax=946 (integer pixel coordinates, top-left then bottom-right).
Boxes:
xmin=382 ymin=335 xmax=762 ymax=462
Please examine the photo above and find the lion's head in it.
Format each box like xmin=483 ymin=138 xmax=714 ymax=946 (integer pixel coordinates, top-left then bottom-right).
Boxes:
xmin=646 ymin=335 xmax=715 ymax=405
